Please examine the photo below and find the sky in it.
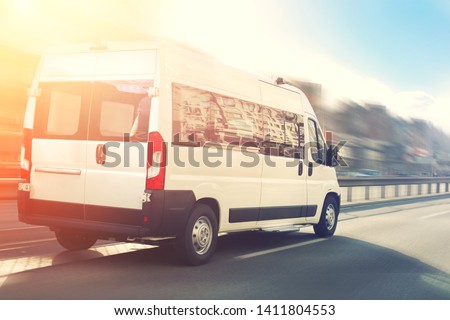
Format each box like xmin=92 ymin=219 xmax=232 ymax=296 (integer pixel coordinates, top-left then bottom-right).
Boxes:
xmin=1 ymin=0 xmax=450 ymax=132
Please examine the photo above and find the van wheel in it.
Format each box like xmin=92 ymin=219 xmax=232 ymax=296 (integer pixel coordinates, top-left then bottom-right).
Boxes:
xmin=176 ymin=204 xmax=218 ymax=265
xmin=313 ymin=197 xmax=338 ymax=238
xmin=55 ymin=229 xmax=97 ymax=251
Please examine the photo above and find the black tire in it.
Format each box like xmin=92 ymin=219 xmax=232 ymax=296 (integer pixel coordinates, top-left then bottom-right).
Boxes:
xmin=55 ymin=229 xmax=97 ymax=251
xmin=176 ymin=203 xmax=218 ymax=266
xmin=313 ymin=196 xmax=339 ymax=238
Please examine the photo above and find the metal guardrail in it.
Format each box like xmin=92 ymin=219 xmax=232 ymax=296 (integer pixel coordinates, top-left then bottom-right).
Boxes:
xmin=1 ymin=177 xmax=450 ymax=201
xmin=338 ymin=177 xmax=450 ymax=202
xmin=338 ymin=176 xmax=450 ymax=187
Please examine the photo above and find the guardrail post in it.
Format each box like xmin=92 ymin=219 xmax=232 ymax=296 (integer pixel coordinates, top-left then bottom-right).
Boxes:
xmin=365 ymin=186 xmax=370 ymax=201
xmin=395 ymin=185 xmax=399 ymax=197
xmin=381 ymin=185 xmax=386 ymax=199
xmin=446 ymin=182 xmax=449 ymax=193
xmin=436 ymin=182 xmax=440 ymax=194
xmin=407 ymin=184 xmax=412 ymax=196
xmin=347 ymin=187 xmax=352 ymax=202
xmin=428 ymin=183 xmax=432 ymax=194
xmin=418 ymin=184 xmax=422 ymax=195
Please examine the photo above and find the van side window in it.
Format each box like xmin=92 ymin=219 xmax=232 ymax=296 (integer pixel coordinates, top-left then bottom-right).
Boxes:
xmin=215 ymin=95 xmax=256 ymax=145
xmin=262 ymin=108 xmax=304 ymax=159
xmin=282 ymin=112 xmax=304 ymax=159
xmin=172 ymin=84 xmax=209 ymax=146
xmin=172 ymin=83 xmax=263 ymax=147
xmin=172 ymin=83 xmax=305 ymax=157
xmin=308 ymin=119 xmax=326 ymax=164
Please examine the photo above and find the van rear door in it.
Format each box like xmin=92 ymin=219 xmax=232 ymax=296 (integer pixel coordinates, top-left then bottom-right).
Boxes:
xmin=84 ymin=79 xmax=152 ymax=225
xmin=31 ymin=80 xmax=91 ymax=219
xmin=84 ymin=50 xmax=156 ymax=225
xmin=31 ymin=49 xmax=156 ymax=224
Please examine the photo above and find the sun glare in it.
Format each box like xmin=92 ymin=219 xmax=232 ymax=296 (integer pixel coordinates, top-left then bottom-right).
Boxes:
xmin=15 ymin=0 xmax=32 ymax=16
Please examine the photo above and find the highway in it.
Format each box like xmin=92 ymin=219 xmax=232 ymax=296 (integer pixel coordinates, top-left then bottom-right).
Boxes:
xmin=0 ymin=196 xmax=449 ymax=299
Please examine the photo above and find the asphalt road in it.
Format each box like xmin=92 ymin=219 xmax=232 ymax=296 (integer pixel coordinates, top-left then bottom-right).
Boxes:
xmin=0 ymin=196 xmax=449 ymax=299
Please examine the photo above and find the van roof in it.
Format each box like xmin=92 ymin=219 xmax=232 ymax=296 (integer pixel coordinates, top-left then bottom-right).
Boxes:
xmin=44 ymin=41 xmax=160 ymax=54
xmin=43 ymin=38 xmax=216 ymax=56
xmin=39 ymin=40 xmax=317 ymax=117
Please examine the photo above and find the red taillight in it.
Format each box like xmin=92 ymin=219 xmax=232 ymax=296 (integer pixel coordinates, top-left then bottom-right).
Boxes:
xmin=146 ymin=131 xmax=166 ymax=190
xmin=20 ymin=129 xmax=33 ymax=182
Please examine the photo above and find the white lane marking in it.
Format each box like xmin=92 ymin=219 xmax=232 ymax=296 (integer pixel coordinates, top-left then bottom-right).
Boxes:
xmin=0 ymin=238 xmax=56 ymax=251
xmin=0 ymin=276 xmax=7 ymax=288
xmin=0 ymin=226 xmax=46 ymax=232
xmin=0 ymin=242 xmax=153 ymax=278
xmin=419 ymin=211 xmax=450 ymax=220
xmin=235 ymin=238 xmax=327 ymax=260
xmin=0 ymin=245 xmax=30 ymax=252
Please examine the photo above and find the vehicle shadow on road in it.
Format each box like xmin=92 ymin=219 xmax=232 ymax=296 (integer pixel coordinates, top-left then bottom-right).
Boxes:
xmin=52 ymin=249 xmax=105 ymax=265
xmin=0 ymin=232 xmax=449 ymax=299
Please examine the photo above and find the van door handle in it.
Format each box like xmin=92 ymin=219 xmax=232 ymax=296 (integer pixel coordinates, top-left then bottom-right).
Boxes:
xmin=308 ymin=162 xmax=313 ymax=176
xmin=35 ymin=167 xmax=82 ymax=175
xmin=96 ymin=144 xmax=106 ymax=165
xmin=298 ymin=161 xmax=303 ymax=176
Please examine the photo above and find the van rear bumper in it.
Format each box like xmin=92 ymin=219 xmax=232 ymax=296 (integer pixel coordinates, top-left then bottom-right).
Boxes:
xmin=19 ymin=213 xmax=148 ymax=239
xmin=17 ymin=189 xmax=196 ymax=239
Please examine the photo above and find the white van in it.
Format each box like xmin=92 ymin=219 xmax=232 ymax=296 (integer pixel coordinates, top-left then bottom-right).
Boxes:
xmin=18 ymin=41 xmax=341 ymax=265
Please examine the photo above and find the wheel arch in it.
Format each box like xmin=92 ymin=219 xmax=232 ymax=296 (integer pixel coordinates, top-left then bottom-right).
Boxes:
xmin=313 ymin=192 xmax=340 ymax=238
xmin=196 ymin=197 xmax=221 ymax=230
xmin=325 ymin=191 xmax=341 ymax=214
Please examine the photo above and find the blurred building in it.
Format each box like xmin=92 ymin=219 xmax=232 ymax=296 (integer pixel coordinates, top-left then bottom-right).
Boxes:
xmin=0 ymin=45 xmax=39 ymax=177
xmin=329 ymin=101 xmax=450 ymax=176
xmin=1 ymin=48 xmax=450 ymax=178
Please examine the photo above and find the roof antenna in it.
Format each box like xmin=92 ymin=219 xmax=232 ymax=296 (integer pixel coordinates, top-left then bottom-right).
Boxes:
xmin=90 ymin=37 xmax=108 ymax=51
xmin=275 ymin=77 xmax=285 ymax=85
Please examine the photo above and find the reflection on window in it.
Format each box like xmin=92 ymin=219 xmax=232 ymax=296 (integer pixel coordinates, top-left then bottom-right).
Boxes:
xmin=172 ymin=83 xmax=262 ymax=146
xmin=263 ymin=108 xmax=304 ymax=158
xmin=172 ymin=83 xmax=304 ymax=158
xmin=46 ymin=92 xmax=81 ymax=135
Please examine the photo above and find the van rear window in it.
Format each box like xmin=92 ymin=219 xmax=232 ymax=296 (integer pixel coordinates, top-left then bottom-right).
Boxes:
xmin=34 ymin=80 xmax=152 ymax=142
xmin=99 ymin=101 xmax=135 ymax=138
xmin=47 ymin=91 xmax=81 ymax=135
xmin=88 ymin=81 xmax=152 ymax=142
xmin=34 ymin=82 xmax=90 ymax=140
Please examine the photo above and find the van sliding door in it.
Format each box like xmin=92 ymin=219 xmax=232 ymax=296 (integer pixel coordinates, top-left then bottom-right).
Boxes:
xmin=258 ymin=106 xmax=308 ymax=226
xmin=257 ymin=82 xmax=308 ymax=227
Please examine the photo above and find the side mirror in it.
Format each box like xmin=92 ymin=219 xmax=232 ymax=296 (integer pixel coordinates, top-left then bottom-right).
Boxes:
xmin=326 ymin=145 xmax=339 ymax=167
xmin=325 ymin=131 xmax=338 ymax=167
